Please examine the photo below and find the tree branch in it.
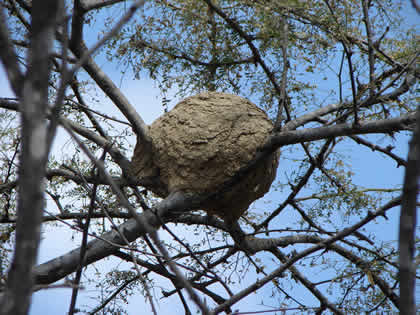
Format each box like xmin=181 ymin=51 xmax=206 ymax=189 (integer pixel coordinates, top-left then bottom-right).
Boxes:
xmin=202 ymin=0 xmax=291 ymax=121
xmin=398 ymin=106 xmax=419 ymax=315
xmin=0 ymin=7 xmax=24 ymax=96
xmin=0 ymin=1 xmax=62 ymax=314
xmin=69 ymin=0 xmax=152 ymax=155
xmin=211 ymin=196 xmax=401 ymax=314
xmin=265 ymin=112 xmax=416 ymax=150
xmin=33 ymin=191 xmax=193 ymax=284
xmin=81 ymin=0 xmax=127 ymax=12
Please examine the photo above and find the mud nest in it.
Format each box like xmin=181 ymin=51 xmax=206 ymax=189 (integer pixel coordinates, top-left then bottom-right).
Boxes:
xmin=131 ymin=92 xmax=279 ymax=221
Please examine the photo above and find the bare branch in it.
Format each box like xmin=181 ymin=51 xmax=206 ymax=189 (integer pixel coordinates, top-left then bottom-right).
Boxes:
xmin=69 ymin=0 xmax=152 ymax=151
xmin=0 ymin=97 xmax=134 ymax=175
xmin=68 ymin=151 xmax=104 ymax=315
xmin=270 ymin=248 xmax=344 ymax=315
xmin=258 ymin=140 xmax=333 ymax=229
xmin=113 ymin=250 xmax=229 ymax=307
xmin=265 ymin=112 xmax=416 ymax=150
xmin=349 ymin=135 xmax=406 ymax=167
xmin=275 ymin=15 xmax=289 ymax=129
xmin=398 ymin=106 xmax=419 ymax=315
xmin=134 ymin=37 xmax=255 ymax=67
xmin=361 ymin=0 xmax=376 ymax=97
xmin=202 ymin=0 xmax=291 ymax=121
xmin=149 ymin=231 xmax=211 ymax=315
xmin=283 ymin=64 xmax=416 ymax=132
xmin=0 ymin=7 xmax=24 ymax=96
xmin=0 ymin=2 xmax=414 ymax=313
xmin=411 ymin=0 xmax=420 ymax=14
xmin=0 ymin=1 xmax=62 ymax=314
xmin=88 ymin=275 xmax=140 ymax=315
xmin=211 ymin=196 xmax=401 ymax=314
xmin=33 ymin=191 xmax=192 ymax=284
xmin=81 ymin=0 xmax=127 ymax=12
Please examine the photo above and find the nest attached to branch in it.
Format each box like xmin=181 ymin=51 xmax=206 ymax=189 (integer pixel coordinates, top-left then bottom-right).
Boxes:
xmin=131 ymin=92 xmax=279 ymax=221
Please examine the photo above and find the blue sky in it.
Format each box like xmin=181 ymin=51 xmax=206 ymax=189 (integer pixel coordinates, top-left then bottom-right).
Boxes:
xmin=0 ymin=1 xmax=418 ymax=314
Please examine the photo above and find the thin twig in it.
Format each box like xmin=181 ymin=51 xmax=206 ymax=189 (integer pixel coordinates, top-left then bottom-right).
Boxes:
xmin=149 ymin=231 xmax=211 ymax=315
xmin=68 ymin=150 xmax=105 ymax=315
xmin=361 ymin=0 xmax=376 ymax=98
xmin=211 ymin=197 xmax=401 ymax=314
xmin=275 ymin=14 xmax=289 ymax=129
xmin=202 ymin=0 xmax=291 ymax=121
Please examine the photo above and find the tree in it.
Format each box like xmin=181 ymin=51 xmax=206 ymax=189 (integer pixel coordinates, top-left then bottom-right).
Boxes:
xmin=0 ymin=0 xmax=418 ymax=314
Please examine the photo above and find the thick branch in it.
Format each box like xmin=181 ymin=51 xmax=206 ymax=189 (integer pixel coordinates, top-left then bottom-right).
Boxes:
xmin=33 ymin=191 xmax=192 ymax=284
xmin=19 ymin=106 xmax=419 ymax=288
xmin=0 ymin=1 xmax=61 ymax=314
xmin=283 ymin=73 xmax=416 ymax=132
xmin=398 ymin=106 xmax=419 ymax=315
xmin=265 ymin=112 xmax=416 ymax=150
xmin=0 ymin=7 xmax=24 ymax=96
xmin=80 ymin=0 xmax=126 ymax=12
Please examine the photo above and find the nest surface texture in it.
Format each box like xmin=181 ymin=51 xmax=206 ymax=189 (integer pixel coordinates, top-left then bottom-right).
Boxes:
xmin=132 ymin=92 xmax=279 ymax=221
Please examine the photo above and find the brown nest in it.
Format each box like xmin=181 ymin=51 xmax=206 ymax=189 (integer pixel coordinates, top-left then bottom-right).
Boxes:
xmin=131 ymin=92 xmax=279 ymax=221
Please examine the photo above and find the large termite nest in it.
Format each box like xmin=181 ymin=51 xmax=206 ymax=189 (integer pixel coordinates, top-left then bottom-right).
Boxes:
xmin=131 ymin=92 xmax=279 ymax=221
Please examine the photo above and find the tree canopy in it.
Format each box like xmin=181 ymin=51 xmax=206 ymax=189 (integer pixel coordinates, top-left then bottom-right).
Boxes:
xmin=0 ymin=0 xmax=418 ymax=314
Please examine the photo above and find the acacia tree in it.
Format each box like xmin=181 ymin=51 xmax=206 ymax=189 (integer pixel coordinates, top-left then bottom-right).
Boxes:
xmin=0 ymin=0 xmax=418 ymax=314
